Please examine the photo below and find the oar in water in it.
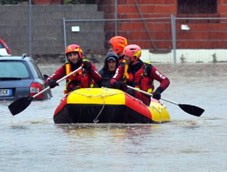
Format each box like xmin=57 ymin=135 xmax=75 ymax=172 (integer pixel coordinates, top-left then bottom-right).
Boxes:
xmin=127 ymin=85 xmax=204 ymax=117
xmin=8 ymin=66 xmax=82 ymax=116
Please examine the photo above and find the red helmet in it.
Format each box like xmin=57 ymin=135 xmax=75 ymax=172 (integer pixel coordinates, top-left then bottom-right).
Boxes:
xmin=65 ymin=44 xmax=83 ymax=59
xmin=109 ymin=36 xmax=128 ymax=54
xmin=123 ymin=44 xmax=141 ymax=62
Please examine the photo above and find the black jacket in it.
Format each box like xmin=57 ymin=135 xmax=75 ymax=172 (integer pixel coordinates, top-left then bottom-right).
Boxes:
xmin=98 ymin=51 xmax=119 ymax=88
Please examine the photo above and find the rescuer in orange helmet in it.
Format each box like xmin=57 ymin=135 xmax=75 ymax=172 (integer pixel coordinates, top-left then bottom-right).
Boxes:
xmin=109 ymin=36 xmax=128 ymax=62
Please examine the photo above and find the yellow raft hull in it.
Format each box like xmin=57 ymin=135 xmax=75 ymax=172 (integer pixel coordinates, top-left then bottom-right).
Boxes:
xmin=54 ymin=88 xmax=170 ymax=124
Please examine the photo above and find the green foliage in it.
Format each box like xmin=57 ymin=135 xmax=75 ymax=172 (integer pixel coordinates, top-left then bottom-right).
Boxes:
xmin=65 ymin=0 xmax=80 ymax=4
xmin=0 ymin=0 xmax=27 ymax=5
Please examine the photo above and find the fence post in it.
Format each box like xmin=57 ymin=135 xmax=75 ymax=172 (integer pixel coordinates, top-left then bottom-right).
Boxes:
xmin=114 ymin=0 xmax=118 ymax=35
xmin=171 ymin=14 xmax=177 ymax=64
xmin=63 ymin=17 xmax=67 ymax=61
xmin=63 ymin=17 xmax=67 ymax=51
xmin=28 ymin=0 xmax=32 ymax=57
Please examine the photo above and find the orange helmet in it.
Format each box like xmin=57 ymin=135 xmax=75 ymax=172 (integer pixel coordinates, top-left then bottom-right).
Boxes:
xmin=123 ymin=44 xmax=141 ymax=62
xmin=65 ymin=44 xmax=83 ymax=59
xmin=109 ymin=36 xmax=128 ymax=54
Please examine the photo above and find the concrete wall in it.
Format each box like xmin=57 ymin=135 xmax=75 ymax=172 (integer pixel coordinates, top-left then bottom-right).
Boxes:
xmin=0 ymin=4 xmax=105 ymax=58
xmin=141 ymin=49 xmax=227 ymax=64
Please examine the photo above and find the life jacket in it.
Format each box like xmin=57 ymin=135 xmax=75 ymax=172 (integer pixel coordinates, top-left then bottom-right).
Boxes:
xmin=120 ymin=60 xmax=129 ymax=82
xmin=120 ymin=61 xmax=142 ymax=87
xmin=140 ymin=62 xmax=154 ymax=93
xmin=121 ymin=61 xmax=154 ymax=93
xmin=64 ymin=61 xmax=94 ymax=94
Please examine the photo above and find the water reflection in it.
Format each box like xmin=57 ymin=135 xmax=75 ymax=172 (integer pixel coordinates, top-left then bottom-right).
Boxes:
xmin=56 ymin=123 xmax=160 ymax=140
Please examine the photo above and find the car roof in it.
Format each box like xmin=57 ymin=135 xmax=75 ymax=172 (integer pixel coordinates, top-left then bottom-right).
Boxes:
xmin=0 ymin=56 xmax=31 ymax=61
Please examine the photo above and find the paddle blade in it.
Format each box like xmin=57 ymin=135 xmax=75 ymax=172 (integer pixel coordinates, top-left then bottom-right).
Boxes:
xmin=179 ymin=104 xmax=204 ymax=117
xmin=8 ymin=97 xmax=33 ymax=115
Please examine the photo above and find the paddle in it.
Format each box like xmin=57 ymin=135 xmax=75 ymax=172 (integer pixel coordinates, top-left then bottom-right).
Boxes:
xmin=8 ymin=66 xmax=82 ymax=116
xmin=127 ymin=85 xmax=204 ymax=117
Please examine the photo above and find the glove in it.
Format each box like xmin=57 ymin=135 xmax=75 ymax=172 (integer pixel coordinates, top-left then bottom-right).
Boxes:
xmin=126 ymin=89 xmax=135 ymax=96
xmin=83 ymin=61 xmax=92 ymax=73
xmin=113 ymin=81 xmax=126 ymax=90
xmin=152 ymin=87 xmax=164 ymax=100
xmin=48 ymin=79 xmax=58 ymax=88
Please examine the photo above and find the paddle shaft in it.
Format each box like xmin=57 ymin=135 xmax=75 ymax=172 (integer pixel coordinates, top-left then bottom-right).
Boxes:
xmin=33 ymin=66 xmax=82 ymax=99
xmin=127 ymin=85 xmax=178 ymax=105
xmin=127 ymin=85 xmax=204 ymax=117
xmin=8 ymin=66 xmax=83 ymax=116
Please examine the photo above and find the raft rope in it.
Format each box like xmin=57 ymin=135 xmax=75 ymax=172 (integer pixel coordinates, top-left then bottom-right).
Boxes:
xmin=93 ymin=95 xmax=105 ymax=123
xmin=150 ymin=104 xmax=162 ymax=113
xmin=71 ymin=90 xmax=123 ymax=123
xmin=150 ymin=102 xmax=168 ymax=121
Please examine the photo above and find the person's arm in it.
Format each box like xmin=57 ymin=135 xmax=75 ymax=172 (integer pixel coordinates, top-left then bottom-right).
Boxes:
xmin=90 ymin=63 xmax=102 ymax=82
xmin=82 ymin=60 xmax=102 ymax=82
xmin=151 ymin=66 xmax=170 ymax=89
xmin=110 ymin=65 xmax=126 ymax=90
xmin=150 ymin=66 xmax=170 ymax=99
xmin=45 ymin=65 xmax=65 ymax=88
xmin=96 ymin=69 xmax=103 ymax=87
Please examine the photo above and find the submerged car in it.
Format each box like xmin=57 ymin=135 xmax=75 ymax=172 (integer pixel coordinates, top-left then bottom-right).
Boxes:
xmin=0 ymin=55 xmax=52 ymax=101
xmin=0 ymin=38 xmax=11 ymax=56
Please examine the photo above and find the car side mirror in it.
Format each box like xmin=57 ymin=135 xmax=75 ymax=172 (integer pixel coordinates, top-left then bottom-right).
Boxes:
xmin=43 ymin=74 xmax=49 ymax=80
xmin=22 ymin=53 xmax=28 ymax=58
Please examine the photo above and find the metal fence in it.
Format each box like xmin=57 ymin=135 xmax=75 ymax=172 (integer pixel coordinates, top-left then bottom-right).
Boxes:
xmin=174 ymin=16 xmax=227 ymax=64
xmin=3 ymin=1 xmax=226 ymax=64
xmin=63 ymin=15 xmax=227 ymax=64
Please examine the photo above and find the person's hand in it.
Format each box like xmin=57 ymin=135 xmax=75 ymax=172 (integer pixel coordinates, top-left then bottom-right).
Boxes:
xmin=113 ymin=81 xmax=126 ymax=90
xmin=83 ymin=61 xmax=92 ymax=73
xmin=48 ymin=79 xmax=58 ymax=88
xmin=152 ymin=87 xmax=164 ymax=100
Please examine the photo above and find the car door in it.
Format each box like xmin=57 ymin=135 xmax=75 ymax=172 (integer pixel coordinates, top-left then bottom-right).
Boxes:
xmin=0 ymin=59 xmax=33 ymax=100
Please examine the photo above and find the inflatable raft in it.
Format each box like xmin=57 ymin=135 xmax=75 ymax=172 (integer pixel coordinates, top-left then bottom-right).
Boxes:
xmin=53 ymin=88 xmax=170 ymax=124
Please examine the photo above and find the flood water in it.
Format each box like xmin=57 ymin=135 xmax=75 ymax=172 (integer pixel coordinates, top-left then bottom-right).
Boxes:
xmin=0 ymin=63 xmax=227 ymax=172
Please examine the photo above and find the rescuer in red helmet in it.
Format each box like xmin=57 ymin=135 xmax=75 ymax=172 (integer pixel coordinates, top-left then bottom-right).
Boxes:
xmin=110 ymin=44 xmax=170 ymax=105
xmin=45 ymin=44 xmax=102 ymax=94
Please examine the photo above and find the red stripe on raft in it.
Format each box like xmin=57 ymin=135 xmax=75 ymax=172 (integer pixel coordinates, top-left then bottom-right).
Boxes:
xmin=54 ymin=96 xmax=68 ymax=116
xmin=125 ymin=94 xmax=152 ymax=119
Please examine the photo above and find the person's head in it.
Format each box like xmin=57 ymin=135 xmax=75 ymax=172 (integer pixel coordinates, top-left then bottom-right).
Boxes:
xmin=105 ymin=51 xmax=119 ymax=72
xmin=123 ymin=44 xmax=141 ymax=65
xmin=65 ymin=44 xmax=83 ymax=64
xmin=109 ymin=36 xmax=128 ymax=57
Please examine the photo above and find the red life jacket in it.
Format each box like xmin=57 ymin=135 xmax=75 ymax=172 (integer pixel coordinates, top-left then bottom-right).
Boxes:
xmin=64 ymin=63 xmax=94 ymax=94
xmin=140 ymin=62 xmax=154 ymax=93
xmin=121 ymin=62 xmax=154 ymax=93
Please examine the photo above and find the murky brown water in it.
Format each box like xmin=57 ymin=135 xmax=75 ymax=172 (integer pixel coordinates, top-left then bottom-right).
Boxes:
xmin=0 ymin=63 xmax=227 ymax=171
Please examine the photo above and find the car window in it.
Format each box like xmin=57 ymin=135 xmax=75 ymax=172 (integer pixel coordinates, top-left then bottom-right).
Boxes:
xmin=30 ymin=59 xmax=43 ymax=79
xmin=0 ymin=61 xmax=30 ymax=78
xmin=0 ymin=42 xmax=4 ymax=48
